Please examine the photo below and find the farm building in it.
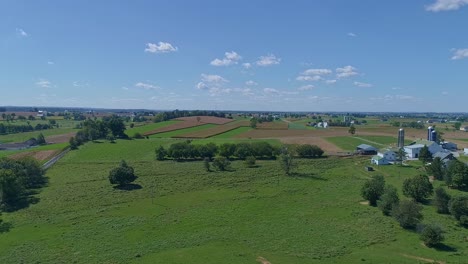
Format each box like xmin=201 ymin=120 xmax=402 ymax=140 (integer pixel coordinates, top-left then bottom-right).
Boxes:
xmin=440 ymin=141 xmax=457 ymax=151
xmin=433 ymin=151 xmax=455 ymax=164
xmin=404 ymin=144 xmax=424 ymax=159
xmin=464 ymin=148 xmax=468 ymax=155
xmin=460 ymin=126 xmax=468 ymax=132
xmin=371 ymin=155 xmax=389 ymax=165
xmin=356 ymin=144 xmax=377 ymax=155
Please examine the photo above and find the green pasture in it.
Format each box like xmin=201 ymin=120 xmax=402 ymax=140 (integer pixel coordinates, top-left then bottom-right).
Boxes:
xmin=0 ymin=128 xmax=76 ymax=144
xmin=211 ymin=127 xmax=252 ymax=138
xmin=125 ymin=121 xmax=179 ymax=137
xmin=149 ymin=124 xmax=217 ymax=138
xmin=326 ymin=136 xmax=412 ymax=151
xmin=0 ymin=139 xmax=467 ymax=263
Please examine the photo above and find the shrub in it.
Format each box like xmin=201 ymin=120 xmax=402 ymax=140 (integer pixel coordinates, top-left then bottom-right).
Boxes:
xmin=402 ymin=175 xmax=433 ymax=203
xmin=434 ymin=187 xmax=451 ymax=214
xmin=377 ymin=185 xmax=399 ymax=216
xmin=244 ymin=156 xmax=256 ymax=168
xmin=420 ymin=224 xmax=444 ymax=247
xmin=155 ymin=146 xmax=166 ymax=161
xmin=448 ymin=196 xmax=468 ymax=222
xmin=392 ymin=200 xmax=423 ymax=229
xmin=133 ymin=132 xmax=143 ymax=139
xmin=212 ymin=156 xmax=231 ymax=171
xmin=203 ymin=157 xmax=211 ymax=172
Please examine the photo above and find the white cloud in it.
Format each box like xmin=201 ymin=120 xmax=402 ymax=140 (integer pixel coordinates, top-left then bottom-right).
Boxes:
xmin=298 ymin=85 xmax=315 ymax=91
xmin=242 ymin=62 xmax=252 ymax=69
xmin=16 ymin=28 xmax=28 ymax=37
xmin=336 ymin=65 xmax=358 ymax=78
xmin=135 ymin=82 xmax=159 ymax=90
xmin=200 ymin=74 xmax=228 ymax=84
xmin=451 ymin=48 xmax=468 ymax=60
xmin=347 ymin=32 xmax=357 ymax=37
xmin=245 ymin=80 xmax=258 ymax=86
xmin=426 ymin=0 xmax=468 ymax=12
xmin=442 ymin=91 xmax=449 ymax=95
xmin=325 ymin=80 xmax=337 ymax=84
xmin=302 ymin=68 xmax=332 ymax=75
xmin=36 ymin=79 xmax=51 ymax=88
xmin=47 ymin=61 xmax=54 ymax=65
xmin=196 ymin=74 xmax=229 ymax=96
xmin=210 ymin=51 xmax=242 ymax=66
xmin=256 ymin=54 xmax=281 ymax=66
xmin=263 ymin=88 xmax=280 ymax=94
xmin=354 ymin=81 xmax=373 ymax=88
xmin=296 ymin=75 xmax=322 ymax=81
xmin=144 ymin=42 xmax=178 ymax=53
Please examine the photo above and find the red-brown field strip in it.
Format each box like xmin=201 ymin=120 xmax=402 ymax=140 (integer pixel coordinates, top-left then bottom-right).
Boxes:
xmin=256 ymin=121 xmax=289 ymax=130
xmin=175 ymin=120 xmax=250 ymax=138
xmin=143 ymin=116 xmax=234 ymax=136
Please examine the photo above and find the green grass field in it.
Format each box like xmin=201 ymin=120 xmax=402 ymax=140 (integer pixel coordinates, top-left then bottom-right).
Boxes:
xmin=149 ymin=124 xmax=217 ymax=138
xmin=0 ymin=142 xmax=69 ymax=159
xmin=211 ymin=127 xmax=252 ymax=138
xmin=1 ymin=139 xmax=467 ymax=263
xmin=0 ymin=128 xmax=76 ymax=144
xmin=326 ymin=136 xmax=412 ymax=151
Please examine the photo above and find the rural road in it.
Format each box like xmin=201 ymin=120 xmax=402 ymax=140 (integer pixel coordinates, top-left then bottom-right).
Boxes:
xmin=42 ymin=148 xmax=70 ymax=170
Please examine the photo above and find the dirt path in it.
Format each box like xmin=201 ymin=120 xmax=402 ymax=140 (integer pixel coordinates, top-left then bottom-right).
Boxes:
xmin=352 ymin=136 xmax=386 ymax=146
xmin=256 ymin=256 xmax=271 ymax=264
xmin=11 ymin=150 xmax=59 ymax=162
xmin=401 ymin=254 xmax=445 ymax=264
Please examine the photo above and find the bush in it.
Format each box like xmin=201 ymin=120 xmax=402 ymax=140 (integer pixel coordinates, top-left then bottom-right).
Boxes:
xmin=377 ymin=185 xmax=399 ymax=216
xmin=155 ymin=146 xmax=166 ymax=161
xmin=212 ymin=156 xmax=231 ymax=171
xmin=108 ymin=160 xmax=137 ymax=186
xmin=203 ymin=157 xmax=211 ymax=172
xmin=420 ymin=224 xmax=444 ymax=247
xmin=460 ymin=215 xmax=468 ymax=227
xmin=392 ymin=200 xmax=423 ymax=229
xmin=244 ymin=156 xmax=256 ymax=168
xmin=133 ymin=132 xmax=143 ymax=139
xmin=296 ymin=144 xmax=324 ymax=158
xmin=361 ymin=175 xmax=385 ymax=206
xmin=37 ymin=133 xmax=46 ymax=145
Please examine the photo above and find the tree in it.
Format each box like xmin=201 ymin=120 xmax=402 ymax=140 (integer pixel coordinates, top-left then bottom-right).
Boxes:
xmin=426 ymin=157 xmax=444 ymax=181
xmin=348 ymin=125 xmax=356 ymax=135
xmin=434 ymin=187 xmax=451 ymax=214
xmin=219 ymin=143 xmax=236 ymax=159
xmin=155 ymin=146 xmax=166 ymax=161
xmin=279 ymin=146 xmax=296 ymax=175
xmin=196 ymin=143 xmax=218 ymax=160
xmin=250 ymin=118 xmax=257 ymax=128
xmin=108 ymin=160 xmax=137 ymax=187
xmin=448 ymin=196 xmax=468 ymax=223
xmin=361 ymin=174 xmax=385 ymax=206
xmin=420 ymin=224 xmax=444 ymax=247
xmin=212 ymin=156 xmax=230 ymax=171
xmin=377 ymin=185 xmax=400 ymax=215
xmin=445 ymin=160 xmax=468 ymax=189
xmin=402 ymin=175 xmax=433 ymax=203
xmin=454 ymin=122 xmax=462 ymax=131
xmin=244 ymin=156 xmax=256 ymax=168
xmin=296 ymin=144 xmax=324 ymax=158
xmin=418 ymin=145 xmax=432 ymax=164
xmin=396 ymin=148 xmax=407 ymax=166
xmin=69 ymin=137 xmax=78 ymax=150
xmin=107 ymin=115 xmax=127 ymax=138
xmin=391 ymin=200 xmax=423 ymax=229
xmin=36 ymin=133 xmax=46 ymax=145
xmin=0 ymin=169 xmax=24 ymax=209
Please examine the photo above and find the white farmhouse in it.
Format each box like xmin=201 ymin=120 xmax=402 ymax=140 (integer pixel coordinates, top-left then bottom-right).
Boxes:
xmin=404 ymin=144 xmax=424 ymax=159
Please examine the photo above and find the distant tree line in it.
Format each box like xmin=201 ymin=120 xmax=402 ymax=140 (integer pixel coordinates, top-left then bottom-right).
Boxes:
xmin=69 ymin=115 xmax=127 ymax=149
xmin=0 ymin=157 xmax=46 ymax=211
xmin=0 ymin=123 xmax=55 ymax=135
xmin=153 ymin=110 xmax=227 ymax=123
xmin=155 ymin=141 xmax=323 ymax=161
xmin=390 ymin=121 xmax=425 ymax=129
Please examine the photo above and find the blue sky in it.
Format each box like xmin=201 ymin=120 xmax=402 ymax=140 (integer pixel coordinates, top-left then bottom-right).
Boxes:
xmin=1 ymin=0 xmax=467 ymax=112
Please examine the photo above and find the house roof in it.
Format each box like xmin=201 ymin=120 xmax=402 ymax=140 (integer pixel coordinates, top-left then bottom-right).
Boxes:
xmin=433 ymin=151 xmax=453 ymax=160
xmin=405 ymin=144 xmax=424 ymax=149
xmin=357 ymin=144 xmax=377 ymax=151
xmin=411 ymin=139 xmax=437 ymax=147
xmin=372 ymin=155 xmax=385 ymax=160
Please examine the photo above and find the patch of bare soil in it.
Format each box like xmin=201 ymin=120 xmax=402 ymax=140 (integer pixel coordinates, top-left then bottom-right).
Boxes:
xmin=11 ymin=150 xmax=59 ymax=162
xmin=256 ymin=256 xmax=271 ymax=264
xmin=359 ymin=201 xmax=369 ymax=205
xmin=46 ymin=132 xmax=76 ymax=144
xmin=401 ymin=254 xmax=446 ymax=264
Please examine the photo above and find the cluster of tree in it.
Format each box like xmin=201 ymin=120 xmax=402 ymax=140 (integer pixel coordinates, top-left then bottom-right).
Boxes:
xmin=153 ymin=110 xmax=226 ymax=123
xmin=390 ymin=121 xmax=425 ymax=129
xmin=0 ymin=158 xmax=45 ymax=211
xmin=69 ymin=116 xmax=127 ymax=149
xmin=156 ymin=141 xmax=324 ymax=161
xmin=0 ymin=123 xmax=55 ymax=135
xmin=61 ymin=112 xmax=86 ymax=121
xmin=427 ymin=158 xmax=468 ymax=190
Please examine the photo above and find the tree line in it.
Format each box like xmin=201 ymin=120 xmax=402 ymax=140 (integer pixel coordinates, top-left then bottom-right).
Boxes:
xmin=153 ymin=110 xmax=228 ymax=123
xmin=0 ymin=123 xmax=55 ymax=135
xmin=69 ymin=116 xmax=127 ymax=149
xmin=0 ymin=157 xmax=46 ymax=211
xmin=155 ymin=141 xmax=324 ymax=161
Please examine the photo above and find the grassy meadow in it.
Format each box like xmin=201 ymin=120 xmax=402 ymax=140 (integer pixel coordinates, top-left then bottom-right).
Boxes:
xmin=0 ymin=139 xmax=467 ymax=263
